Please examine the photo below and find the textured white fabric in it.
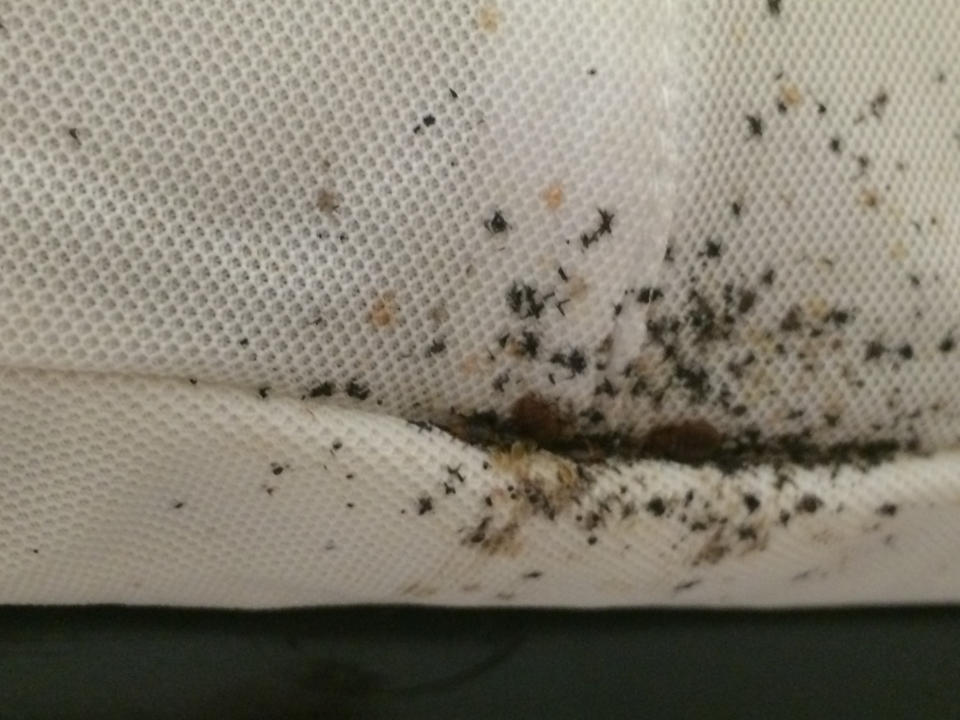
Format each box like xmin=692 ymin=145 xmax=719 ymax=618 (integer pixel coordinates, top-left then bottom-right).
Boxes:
xmin=0 ymin=0 xmax=959 ymax=607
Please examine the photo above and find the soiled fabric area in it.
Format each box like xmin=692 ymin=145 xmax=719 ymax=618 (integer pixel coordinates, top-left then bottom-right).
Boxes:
xmin=0 ymin=0 xmax=958 ymax=607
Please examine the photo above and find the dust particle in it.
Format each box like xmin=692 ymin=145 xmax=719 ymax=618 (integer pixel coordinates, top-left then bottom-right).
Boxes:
xmin=877 ymin=503 xmax=898 ymax=516
xmin=795 ymin=493 xmax=823 ymax=514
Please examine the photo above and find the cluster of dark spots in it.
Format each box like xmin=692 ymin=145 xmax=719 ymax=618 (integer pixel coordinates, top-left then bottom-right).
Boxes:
xmin=550 ymin=348 xmax=588 ymax=376
xmin=877 ymin=503 xmax=898 ymax=517
xmin=307 ymin=381 xmax=335 ymax=398
xmin=795 ymin=493 xmax=823 ymax=514
xmin=484 ymin=210 xmax=510 ymax=235
xmin=613 ymin=303 xmax=623 ymax=317
xmin=518 ymin=330 xmax=540 ymax=358
xmin=443 ymin=482 xmax=456 ymax=495
xmin=446 ymin=465 xmax=465 ymax=483
xmin=746 ymin=114 xmax=764 ymax=138
xmin=506 ymin=281 xmax=547 ymax=319
xmin=579 ymin=209 xmax=615 ymax=249
xmin=345 ymin=379 xmax=370 ymax=400
xmin=426 ymin=337 xmax=447 ymax=357
xmin=594 ymin=378 xmax=618 ymax=397
xmin=408 ymin=419 xmax=434 ymax=433
xmin=637 ymin=287 xmax=663 ymax=304
xmin=417 ymin=495 xmax=434 ymax=515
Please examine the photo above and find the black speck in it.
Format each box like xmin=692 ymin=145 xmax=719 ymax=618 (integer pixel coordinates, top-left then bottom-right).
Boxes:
xmin=346 ymin=380 xmax=370 ymax=400
xmin=587 ymin=68 xmax=597 ymax=76
xmin=767 ymin=0 xmax=781 ymax=16
xmin=646 ymin=497 xmax=666 ymax=517
xmin=897 ymin=343 xmax=914 ymax=360
xmin=780 ymin=306 xmax=802 ymax=332
xmin=597 ymin=208 xmax=615 ymax=236
xmin=743 ymin=494 xmax=760 ymax=513
xmin=856 ymin=154 xmax=871 ymax=174
xmin=637 ymin=287 xmax=663 ymax=304
xmin=188 ymin=378 xmax=198 ymax=385
xmin=257 ymin=386 xmax=270 ymax=399
xmin=332 ymin=440 xmax=343 ymax=452
xmin=869 ymin=90 xmax=889 ymax=120
xmin=731 ymin=201 xmax=742 ymax=218
xmin=271 ymin=463 xmax=284 ymax=476
xmin=484 ymin=210 xmax=509 ymax=234
xmin=557 ymin=266 xmax=569 ymax=282
xmin=238 ymin=337 xmax=249 ymax=347
xmin=817 ymin=102 xmax=827 ymax=115
xmin=703 ymin=239 xmax=723 ymax=258
xmin=746 ymin=114 xmax=764 ymax=138
xmin=172 ymin=501 xmax=185 ymax=510
xmin=877 ymin=503 xmax=898 ymax=517
xmin=443 ymin=483 xmax=456 ymax=496
xmin=523 ymin=570 xmax=543 ymax=579
xmin=426 ymin=337 xmax=447 ymax=357
xmin=493 ymin=373 xmax=509 ymax=393
xmin=309 ymin=381 xmax=335 ymax=398
xmin=550 ymin=348 xmax=587 ymax=376
xmin=346 ymin=502 xmax=355 ymax=509
xmin=446 ymin=465 xmax=465 ymax=483
xmin=423 ymin=114 xmax=436 ymax=127
xmin=939 ymin=335 xmax=955 ymax=353
xmin=674 ymin=579 xmax=701 ymax=593
xmin=760 ymin=268 xmax=775 ymax=285
xmin=828 ymin=309 xmax=850 ymax=326
xmin=865 ymin=340 xmax=886 ymax=361
xmin=67 ymin=127 xmax=82 ymax=145
xmin=829 ymin=137 xmax=842 ymax=154
xmin=587 ymin=535 xmax=598 ymax=546
xmin=417 ymin=495 xmax=434 ymax=515
xmin=520 ymin=330 xmax=540 ymax=358
xmin=449 ymin=88 xmax=459 ymax=99
xmin=738 ymin=290 xmax=756 ymax=314
xmin=796 ymin=493 xmax=823 ymax=514
xmin=613 ymin=303 xmax=623 ymax=317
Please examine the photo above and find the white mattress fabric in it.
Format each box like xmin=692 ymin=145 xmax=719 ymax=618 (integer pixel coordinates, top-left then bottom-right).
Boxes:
xmin=0 ymin=0 xmax=958 ymax=607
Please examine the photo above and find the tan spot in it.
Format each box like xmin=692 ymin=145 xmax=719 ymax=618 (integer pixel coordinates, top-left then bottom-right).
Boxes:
xmin=477 ymin=4 xmax=502 ymax=32
xmin=316 ymin=188 xmax=341 ymax=214
xmin=780 ymin=83 xmax=803 ymax=107
xmin=859 ymin=188 xmax=880 ymax=209
xmin=368 ymin=292 xmax=396 ymax=328
xmin=889 ymin=238 xmax=908 ymax=261
xmin=567 ymin=275 xmax=589 ymax=300
xmin=806 ymin=297 xmax=829 ymax=322
xmin=542 ymin=183 xmax=565 ymax=210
